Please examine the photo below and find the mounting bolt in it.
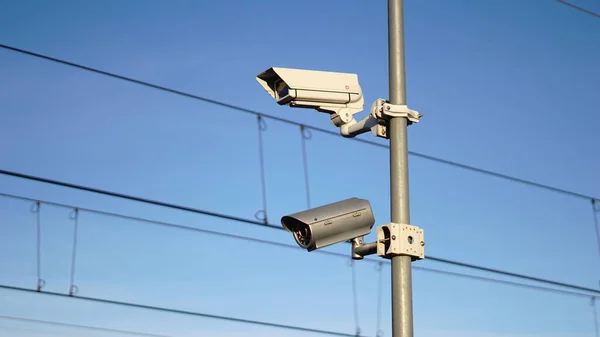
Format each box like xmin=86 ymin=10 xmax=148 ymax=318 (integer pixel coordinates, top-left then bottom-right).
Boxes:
xmin=420 ymin=241 xmax=425 ymax=246
xmin=391 ymin=235 xmax=396 ymax=240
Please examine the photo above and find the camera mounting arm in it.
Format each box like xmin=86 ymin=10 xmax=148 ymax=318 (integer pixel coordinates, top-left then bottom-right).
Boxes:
xmin=351 ymin=236 xmax=378 ymax=260
xmin=339 ymin=99 xmax=422 ymax=138
xmin=352 ymin=222 xmax=425 ymax=261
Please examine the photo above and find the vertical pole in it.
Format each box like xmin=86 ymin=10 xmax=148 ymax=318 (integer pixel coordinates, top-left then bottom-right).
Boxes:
xmin=388 ymin=1 xmax=413 ymax=337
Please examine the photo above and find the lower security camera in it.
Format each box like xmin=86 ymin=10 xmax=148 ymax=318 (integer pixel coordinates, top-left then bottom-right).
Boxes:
xmin=281 ymin=198 xmax=375 ymax=252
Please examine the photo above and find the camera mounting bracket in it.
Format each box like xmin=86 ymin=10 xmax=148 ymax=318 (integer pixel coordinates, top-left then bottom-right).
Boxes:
xmin=376 ymin=222 xmax=424 ymax=261
xmin=339 ymin=98 xmax=422 ymax=138
xmin=370 ymin=99 xmax=422 ymax=139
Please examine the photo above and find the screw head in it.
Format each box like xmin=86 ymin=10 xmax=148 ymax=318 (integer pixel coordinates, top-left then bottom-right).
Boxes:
xmin=386 ymin=106 xmax=391 ymax=110
xmin=420 ymin=241 xmax=425 ymax=246
xmin=391 ymin=235 xmax=396 ymax=240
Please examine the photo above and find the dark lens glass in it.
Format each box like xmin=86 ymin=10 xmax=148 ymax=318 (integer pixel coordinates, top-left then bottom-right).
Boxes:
xmin=276 ymin=81 xmax=289 ymax=99
xmin=293 ymin=225 xmax=312 ymax=248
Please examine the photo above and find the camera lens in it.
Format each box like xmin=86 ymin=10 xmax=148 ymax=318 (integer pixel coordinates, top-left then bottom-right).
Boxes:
xmin=293 ymin=224 xmax=312 ymax=248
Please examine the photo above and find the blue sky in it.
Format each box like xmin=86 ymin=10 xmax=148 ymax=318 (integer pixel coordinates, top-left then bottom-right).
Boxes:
xmin=1 ymin=0 xmax=599 ymax=336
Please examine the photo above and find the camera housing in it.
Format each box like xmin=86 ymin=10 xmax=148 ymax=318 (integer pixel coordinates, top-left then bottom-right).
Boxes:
xmin=256 ymin=67 xmax=364 ymax=126
xmin=281 ymin=197 xmax=375 ymax=252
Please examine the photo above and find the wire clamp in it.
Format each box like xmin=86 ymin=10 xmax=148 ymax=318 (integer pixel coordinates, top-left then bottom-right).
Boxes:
xmin=369 ymin=99 xmax=422 ymax=139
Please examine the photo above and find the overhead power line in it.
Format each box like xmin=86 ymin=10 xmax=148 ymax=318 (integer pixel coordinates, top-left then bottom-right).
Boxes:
xmin=557 ymin=0 xmax=600 ymax=18
xmin=418 ymin=267 xmax=596 ymax=299
xmin=425 ymin=256 xmax=600 ymax=295
xmin=0 ymin=195 xmax=597 ymax=337
xmin=0 ymin=285 xmax=371 ymax=337
xmin=2 ymin=190 xmax=598 ymax=300
xmin=0 ymin=169 xmax=274 ymax=230
xmin=0 ymin=315 xmax=173 ymax=337
xmin=0 ymin=43 xmax=595 ymax=202
xmin=1 ymin=174 xmax=600 ymax=297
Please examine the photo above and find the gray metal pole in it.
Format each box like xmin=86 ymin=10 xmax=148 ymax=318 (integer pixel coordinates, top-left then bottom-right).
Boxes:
xmin=388 ymin=1 xmax=414 ymax=337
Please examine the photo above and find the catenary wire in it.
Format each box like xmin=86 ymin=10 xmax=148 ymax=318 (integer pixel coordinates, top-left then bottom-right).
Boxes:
xmin=0 ymin=191 xmax=599 ymax=298
xmin=425 ymin=256 xmax=600 ymax=295
xmin=592 ymin=199 xmax=600 ymax=259
xmin=0 ymin=169 xmax=278 ymax=230
xmin=0 ymin=43 xmax=596 ymax=202
xmin=0 ymin=325 xmax=72 ymax=336
xmin=0 ymin=284 xmax=371 ymax=337
xmin=0 ymin=315 xmax=174 ymax=337
xmin=1 ymin=171 xmax=600 ymax=296
xmin=416 ymin=267 xmax=597 ymax=299
xmin=556 ymin=0 xmax=600 ymax=18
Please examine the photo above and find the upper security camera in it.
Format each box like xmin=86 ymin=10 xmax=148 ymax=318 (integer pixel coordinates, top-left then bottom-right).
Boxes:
xmin=281 ymin=197 xmax=375 ymax=252
xmin=256 ymin=67 xmax=365 ymax=127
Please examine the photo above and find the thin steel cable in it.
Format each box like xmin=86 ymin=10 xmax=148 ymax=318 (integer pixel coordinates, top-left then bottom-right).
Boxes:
xmin=375 ymin=261 xmax=384 ymax=337
xmin=0 ymin=43 xmax=596 ymax=202
xmin=557 ymin=0 xmax=600 ymax=18
xmin=68 ymin=208 xmax=80 ymax=296
xmin=426 ymin=255 xmax=600 ymax=295
xmin=0 ymin=315 xmax=173 ymax=337
xmin=1 ymin=175 xmax=600 ymax=296
xmin=1 ymin=192 xmax=598 ymax=298
xmin=416 ymin=266 xmax=596 ymax=298
xmin=406 ymin=151 xmax=593 ymax=200
xmin=300 ymin=125 xmax=312 ymax=208
xmin=0 ymin=169 xmax=278 ymax=230
xmin=593 ymin=297 xmax=600 ymax=337
xmin=350 ymin=260 xmax=361 ymax=336
xmin=255 ymin=114 xmax=269 ymax=224
xmin=0 ymin=284 xmax=371 ymax=337
xmin=592 ymin=199 xmax=600 ymax=260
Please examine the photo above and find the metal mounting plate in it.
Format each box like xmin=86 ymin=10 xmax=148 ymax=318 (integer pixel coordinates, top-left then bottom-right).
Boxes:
xmin=376 ymin=223 xmax=424 ymax=260
xmin=380 ymin=103 xmax=422 ymax=123
xmin=368 ymin=100 xmax=422 ymax=139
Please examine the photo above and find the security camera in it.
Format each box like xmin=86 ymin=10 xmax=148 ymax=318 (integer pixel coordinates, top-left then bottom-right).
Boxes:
xmin=281 ymin=198 xmax=375 ymax=252
xmin=256 ymin=67 xmax=364 ymax=127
